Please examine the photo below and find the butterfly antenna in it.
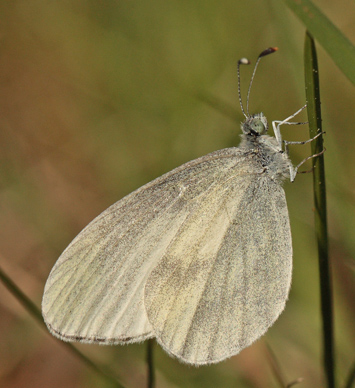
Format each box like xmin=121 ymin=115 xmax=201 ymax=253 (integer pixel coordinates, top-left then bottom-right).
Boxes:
xmin=246 ymin=47 xmax=278 ymax=116
xmin=237 ymin=57 xmax=250 ymax=118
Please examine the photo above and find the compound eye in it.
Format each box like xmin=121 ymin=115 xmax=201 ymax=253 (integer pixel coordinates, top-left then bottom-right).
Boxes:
xmin=250 ymin=119 xmax=267 ymax=134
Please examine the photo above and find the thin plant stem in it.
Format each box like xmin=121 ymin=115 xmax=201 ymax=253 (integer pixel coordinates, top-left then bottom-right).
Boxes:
xmin=304 ymin=32 xmax=335 ymax=388
xmin=265 ymin=343 xmax=287 ymax=388
xmin=146 ymin=339 xmax=155 ymax=388
xmin=265 ymin=344 xmax=304 ymax=388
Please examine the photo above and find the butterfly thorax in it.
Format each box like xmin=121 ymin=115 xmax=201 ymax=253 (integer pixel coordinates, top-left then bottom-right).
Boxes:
xmin=239 ymin=113 xmax=291 ymax=182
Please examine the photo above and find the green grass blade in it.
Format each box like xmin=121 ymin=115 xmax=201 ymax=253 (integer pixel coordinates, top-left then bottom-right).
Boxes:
xmin=284 ymin=0 xmax=355 ymax=84
xmin=304 ymin=32 xmax=335 ymax=388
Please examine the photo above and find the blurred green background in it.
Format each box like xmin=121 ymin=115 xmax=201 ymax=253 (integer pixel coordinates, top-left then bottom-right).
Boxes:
xmin=0 ymin=1 xmax=354 ymax=387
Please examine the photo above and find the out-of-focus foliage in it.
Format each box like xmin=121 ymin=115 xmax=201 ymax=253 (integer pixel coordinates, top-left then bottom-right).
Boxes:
xmin=0 ymin=1 xmax=354 ymax=388
xmin=284 ymin=0 xmax=355 ymax=84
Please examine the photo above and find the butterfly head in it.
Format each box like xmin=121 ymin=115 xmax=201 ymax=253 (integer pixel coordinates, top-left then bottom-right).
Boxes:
xmin=241 ymin=113 xmax=268 ymax=136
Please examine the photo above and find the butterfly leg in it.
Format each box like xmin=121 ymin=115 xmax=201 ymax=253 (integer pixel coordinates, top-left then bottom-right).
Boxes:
xmin=285 ymin=132 xmax=325 ymax=182
xmin=272 ymin=104 xmax=307 ymax=149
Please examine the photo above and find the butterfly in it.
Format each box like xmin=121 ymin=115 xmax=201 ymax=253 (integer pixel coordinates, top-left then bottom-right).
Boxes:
xmin=42 ymin=48 xmax=322 ymax=365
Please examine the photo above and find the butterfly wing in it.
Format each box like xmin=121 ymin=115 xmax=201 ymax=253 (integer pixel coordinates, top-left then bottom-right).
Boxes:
xmin=144 ymin=174 xmax=292 ymax=365
xmin=42 ymin=148 xmax=246 ymax=344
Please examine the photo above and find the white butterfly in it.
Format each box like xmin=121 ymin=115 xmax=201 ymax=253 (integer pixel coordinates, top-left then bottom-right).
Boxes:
xmin=42 ymin=48 xmax=320 ymax=365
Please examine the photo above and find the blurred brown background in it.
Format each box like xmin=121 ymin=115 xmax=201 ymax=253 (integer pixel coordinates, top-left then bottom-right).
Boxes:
xmin=0 ymin=1 xmax=354 ymax=387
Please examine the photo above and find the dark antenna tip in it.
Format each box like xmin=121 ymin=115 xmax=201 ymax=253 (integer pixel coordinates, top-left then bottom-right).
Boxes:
xmin=258 ymin=47 xmax=278 ymax=58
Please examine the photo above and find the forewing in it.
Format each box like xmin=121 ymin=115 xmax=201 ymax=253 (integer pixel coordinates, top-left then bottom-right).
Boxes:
xmin=42 ymin=148 xmax=244 ymax=344
xmin=144 ymin=175 xmax=292 ymax=364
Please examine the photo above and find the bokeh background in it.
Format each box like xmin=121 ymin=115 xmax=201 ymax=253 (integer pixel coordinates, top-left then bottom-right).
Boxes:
xmin=0 ymin=1 xmax=354 ymax=387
